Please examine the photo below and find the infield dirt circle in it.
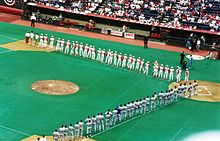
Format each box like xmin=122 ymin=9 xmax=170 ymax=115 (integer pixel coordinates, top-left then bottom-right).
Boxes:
xmin=32 ymin=80 xmax=79 ymax=95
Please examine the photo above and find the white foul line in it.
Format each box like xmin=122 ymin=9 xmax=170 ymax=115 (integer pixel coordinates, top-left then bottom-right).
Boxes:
xmin=0 ymin=124 xmax=31 ymax=136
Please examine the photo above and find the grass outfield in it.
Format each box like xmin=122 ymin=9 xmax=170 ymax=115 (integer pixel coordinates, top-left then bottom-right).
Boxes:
xmin=0 ymin=22 xmax=220 ymax=141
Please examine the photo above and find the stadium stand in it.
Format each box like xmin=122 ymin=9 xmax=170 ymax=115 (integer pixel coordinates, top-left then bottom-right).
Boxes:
xmin=29 ymin=0 xmax=220 ymax=32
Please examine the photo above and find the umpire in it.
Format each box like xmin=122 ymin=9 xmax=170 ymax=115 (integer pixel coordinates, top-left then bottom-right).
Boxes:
xmin=144 ymin=36 xmax=149 ymax=48
xmin=30 ymin=14 xmax=36 ymax=27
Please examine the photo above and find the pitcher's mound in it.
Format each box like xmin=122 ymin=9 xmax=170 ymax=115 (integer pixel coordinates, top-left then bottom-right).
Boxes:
xmin=32 ymin=80 xmax=79 ymax=95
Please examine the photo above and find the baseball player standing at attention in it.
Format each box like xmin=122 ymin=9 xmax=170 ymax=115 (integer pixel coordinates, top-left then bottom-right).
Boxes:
xmin=49 ymin=36 xmax=54 ymax=49
xmin=55 ymin=38 xmax=60 ymax=51
xmin=79 ymin=42 xmax=84 ymax=57
xmin=188 ymin=82 xmax=193 ymax=97
xmin=85 ymin=116 xmax=92 ymax=137
xmin=112 ymin=108 xmax=118 ymax=125
xmin=113 ymin=51 xmax=118 ymax=66
xmin=117 ymin=53 xmax=123 ymax=67
xmin=91 ymin=46 xmax=96 ymax=60
xmin=30 ymin=31 xmax=34 ymax=45
xmin=163 ymin=65 xmax=169 ymax=79
xmin=169 ymin=66 xmax=174 ymax=81
xmin=158 ymin=91 xmax=164 ymax=106
xmin=34 ymin=33 xmax=39 ymax=46
xmin=79 ymin=120 xmax=84 ymax=137
xmin=87 ymin=45 xmax=92 ymax=58
xmin=107 ymin=51 xmax=113 ymax=65
xmin=158 ymin=64 xmax=164 ymax=78
xmin=92 ymin=115 xmax=97 ymax=132
xmin=182 ymin=83 xmax=187 ymax=97
xmin=70 ymin=41 xmax=75 ymax=55
xmin=193 ymin=80 xmax=198 ymax=96
xmin=122 ymin=54 xmax=127 ymax=68
xmin=74 ymin=122 xmax=80 ymax=138
xmin=64 ymin=40 xmax=70 ymax=54
xmin=105 ymin=49 xmax=111 ymax=64
xmin=53 ymin=129 xmax=59 ymax=141
xmin=96 ymin=48 xmax=102 ymax=62
xmin=43 ymin=34 xmax=48 ymax=48
xmin=135 ymin=57 xmax=141 ymax=71
xmin=83 ymin=44 xmax=89 ymax=57
xmin=25 ymin=31 xmax=30 ymax=44
xmin=75 ymin=41 xmax=79 ymax=55
xmin=100 ymin=113 xmax=105 ymax=131
xmin=144 ymin=61 xmax=150 ymax=75
xmin=100 ymin=49 xmax=105 ymax=63
xmin=131 ymin=56 xmax=136 ymax=70
xmin=151 ymin=93 xmax=157 ymax=110
xmin=60 ymin=39 xmax=65 ymax=52
xmin=59 ymin=125 xmax=64 ymax=141
xmin=127 ymin=55 xmax=132 ymax=69
xmin=96 ymin=113 xmax=101 ymax=132
xmin=69 ymin=123 xmax=74 ymax=141
xmin=39 ymin=33 xmax=44 ymax=47
xmin=63 ymin=125 xmax=68 ymax=140
xmin=145 ymin=96 xmax=150 ymax=112
xmin=185 ymin=69 xmax=189 ymax=82
xmin=86 ymin=119 xmax=92 ymax=137
xmin=105 ymin=109 xmax=112 ymax=129
xmin=139 ymin=59 xmax=144 ymax=72
xmin=176 ymin=66 xmax=180 ymax=82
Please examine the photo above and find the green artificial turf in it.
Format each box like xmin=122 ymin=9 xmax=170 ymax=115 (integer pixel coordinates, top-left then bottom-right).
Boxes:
xmin=0 ymin=22 xmax=219 ymax=141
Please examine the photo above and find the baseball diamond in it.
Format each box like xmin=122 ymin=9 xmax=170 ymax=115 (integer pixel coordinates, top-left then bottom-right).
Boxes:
xmin=0 ymin=10 xmax=220 ymax=141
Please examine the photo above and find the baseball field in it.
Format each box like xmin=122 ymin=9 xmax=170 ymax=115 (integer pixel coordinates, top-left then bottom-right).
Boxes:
xmin=0 ymin=22 xmax=220 ymax=141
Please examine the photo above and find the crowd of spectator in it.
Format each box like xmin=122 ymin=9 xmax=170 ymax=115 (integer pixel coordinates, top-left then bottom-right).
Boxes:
xmin=31 ymin=0 xmax=103 ymax=13
xmin=28 ymin=0 xmax=220 ymax=32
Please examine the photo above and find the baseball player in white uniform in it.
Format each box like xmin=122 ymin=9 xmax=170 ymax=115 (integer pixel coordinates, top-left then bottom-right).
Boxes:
xmin=135 ymin=57 xmax=141 ymax=71
xmin=153 ymin=64 xmax=159 ymax=77
xmin=100 ymin=49 xmax=105 ymax=63
xmin=131 ymin=56 xmax=136 ymax=70
xmin=92 ymin=115 xmax=97 ymax=132
xmin=163 ymin=65 xmax=169 ymax=79
xmin=169 ymin=66 xmax=174 ymax=81
xmin=49 ymin=36 xmax=54 ymax=48
xmin=122 ymin=54 xmax=127 ymax=68
xmin=87 ymin=45 xmax=92 ymax=58
xmin=83 ymin=44 xmax=89 ymax=57
xmin=74 ymin=122 xmax=80 ymax=138
xmin=34 ymin=33 xmax=39 ymax=46
xmin=151 ymin=93 xmax=157 ymax=110
xmin=85 ymin=116 xmax=92 ymax=137
xmin=188 ymin=82 xmax=193 ymax=97
xmin=139 ymin=59 xmax=144 ymax=72
xmin=127 ymin=55 xmax=132 ymax=69
xmin=59 ymin=125 xmax=64 ymax=141
xmin=70 ymin=41 xmax=75 ymax=55
xmin=158 ymin=64 xmax=164 ymax=78
xmin=96 ymin=48 xmax=102 ymax=62
xmin=43 ymin=34 xmax=48 ymax=48
xmin=64 ymin=40 xmax=70 ymax=54
xmin=112 ymin=108 xmax=118 ymax=125
xmin=63 ymin=125 xmax=68 ymax=140
xmin=105 ymin=110 xmax=112 ymax=129
xmin=113 ymin=51 xmax=118 ymax=66
xmin=60 ymin=39 xmax=65 ymax=52
xmin=39 ymin=33 xmax=44 ymax=48
xmin=30 ymin=31 xmax=34 ymax=45
xmin=193 ymin=80 xmax=198 ymax=96
xmin=91 ymin=46 xmax=96 ymax=60
xmin=117 ymin=53 xmax=123 ymax=67
xmin=105 ymin=49 xmax=111 ymax=64
xmin=144 ymin=61 xmax=150 ymax=75
xmin=79 ymin=42 xmax=84 ymax=56
xmin=55 ymin=38 xmax=60 ymax=51
xmin=69 ymin=123 xmax=74 ymax=141
xmin=25 ymin=31 xmax=30 ymax=44
xmin=75 ymin=41 xmax=79 ymax=55
xmin=79 ymin=120 xmax=84 ymax=137
xmin=53 ymin=129 xmax=59 ymax=141
xmin=185 ymin=69 xmax=189 ymax=82
xmin=107 ymin=51 xmax=113 ymax=65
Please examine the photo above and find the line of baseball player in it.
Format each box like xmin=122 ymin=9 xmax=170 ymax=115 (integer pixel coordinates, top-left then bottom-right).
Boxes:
xmin=52 ymin=80 xmax=198 ymax=141
xmin=25 ymin=32 xmax=190 ymax=82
